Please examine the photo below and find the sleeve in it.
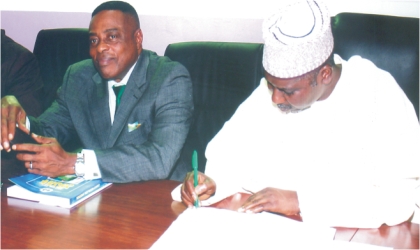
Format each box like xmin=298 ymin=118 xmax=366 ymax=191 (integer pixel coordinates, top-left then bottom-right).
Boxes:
xmin=5 ymin=48 xmax=44 ymax=117
xmin=95 ymin=63 xmax=194 ymax=183
xmin=171 ymin=79 xmax=272 ymax=203
xmin=28 ymin=65 xmax=79 ymax=148
xmin=297 ymin=179 xmax=420 ymax=228
xmin=297 ymin=61 xmax=420 ymax=228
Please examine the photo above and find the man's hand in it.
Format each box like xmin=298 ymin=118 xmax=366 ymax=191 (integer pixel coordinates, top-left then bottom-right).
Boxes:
xmin=181 ymin=171 xmax=216 ymax=208
xmin=12 ymin=134 xmax=77 ymax=177
xmin=238 ymin=187 xmax=300 ymax=216
xmin=1 ymin=96 xmax=28 ymax=152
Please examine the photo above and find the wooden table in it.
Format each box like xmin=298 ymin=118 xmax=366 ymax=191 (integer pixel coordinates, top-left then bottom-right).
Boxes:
xmin=1 ymin=181 xmax=418 ymax=249
xmin=2 ymin=180 xmax=183 ymax=249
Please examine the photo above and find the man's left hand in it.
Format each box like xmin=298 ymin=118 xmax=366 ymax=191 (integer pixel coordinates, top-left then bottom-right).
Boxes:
xmin=238 ymin=187 xmax=300 ymax=216
xmin=12 ymin=134 xmax=77 ymax=177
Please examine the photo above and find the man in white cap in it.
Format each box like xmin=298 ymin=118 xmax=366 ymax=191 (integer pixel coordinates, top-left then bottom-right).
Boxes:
xmin=175 ymin=0 xmax=420 ymax=228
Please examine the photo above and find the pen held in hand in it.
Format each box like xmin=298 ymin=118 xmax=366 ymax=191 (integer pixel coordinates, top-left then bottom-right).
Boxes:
xmin=192 ymin=150 xmax=199 ymax=208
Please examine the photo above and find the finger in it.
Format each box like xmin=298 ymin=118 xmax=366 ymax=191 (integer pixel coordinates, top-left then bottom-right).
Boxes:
xmin=27 ymin=167 xmax=41 ymax=175
xmin=24 ymin=160 xmax=47 ymax=175
xmin=25 ymin=161 xmax=35 ymax=170
xmin=196 ymin=172 xmax=216 ymax=195
xmin=13 ymin=143 xmax=40 ymax=154
xmin=184 ymin=171 xmax=194 ymax=182
xmin=186 ymin=183 xmax=201 ymax=203
xmin=0 ymin=108 xmax=6 ymax=149
xmin=246 ymin=202 xmax=266 ymax=213
xmin=181 ymin=172 xmax=196 ymax=205
xmin=1 ymin=108 xmax=10 ymax=151
xmin=181 ymin=185 xmax=194 ymax=207
xmin=182 ymin=172 xmax=195 ymax=193
xmin=7 ymin=107 xmax=18 ymax=141
xmin=181 ymin=189 xmax=194 ymax=207
xmin=31 ymin=133 xmax=54 ymax=144
xmin=17 ymin=110 xmax=27 ymax=128
xmin=15 ymin=151 xmax=37 ymax=163
xmin=195 ymin=183 xmax=210 ymax=196
xmin=240 ymin=194 xmax=256 ymax=208
xmin=1 ymin=96 xmax=26 ymax=151
xmin=240 ymin=195 xmax=267 ymax=212
xmin=181 ymin=175 xmax=192 ymax=196
xmin=18 ymin=123 xmax=30 ymax=134
xmin=197 ymin=171 xmax=210 ymax=185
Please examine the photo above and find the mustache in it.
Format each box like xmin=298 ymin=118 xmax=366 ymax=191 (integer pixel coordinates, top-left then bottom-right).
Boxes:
xmin=277 ymin=104 xmax=292 ymax=110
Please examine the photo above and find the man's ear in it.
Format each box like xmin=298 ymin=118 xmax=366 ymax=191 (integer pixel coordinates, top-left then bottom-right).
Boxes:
xmin=317 ymin=65 xmax=333 ymax=85
xmin=135 ymin=29 xmax=143 ymax=52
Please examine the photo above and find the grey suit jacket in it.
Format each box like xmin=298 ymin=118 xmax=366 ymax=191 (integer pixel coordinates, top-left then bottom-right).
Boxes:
xmin=30 ymin=50 xmax=193 ymax=183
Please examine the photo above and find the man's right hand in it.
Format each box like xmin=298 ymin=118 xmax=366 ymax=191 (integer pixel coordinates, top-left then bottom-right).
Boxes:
xmin=1 ymin=96 xmax=28 ymax=152
xmin=181 ymin=171 xmax=216 ymax=208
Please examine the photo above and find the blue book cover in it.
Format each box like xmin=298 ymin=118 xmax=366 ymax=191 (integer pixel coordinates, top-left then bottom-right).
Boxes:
xmin=8 ymin=173 xmax=112 ymax=208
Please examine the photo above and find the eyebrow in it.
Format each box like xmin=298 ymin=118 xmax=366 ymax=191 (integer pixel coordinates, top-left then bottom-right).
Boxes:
xmin=267 ymin=80 xmax=292 ymax=92
xmin=89 ymin=28 xmax=119 ymax=36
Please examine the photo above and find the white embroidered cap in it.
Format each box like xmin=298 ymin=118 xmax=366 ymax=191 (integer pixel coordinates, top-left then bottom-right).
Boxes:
xmin=262 ymin=0 xmax=333 ymax=78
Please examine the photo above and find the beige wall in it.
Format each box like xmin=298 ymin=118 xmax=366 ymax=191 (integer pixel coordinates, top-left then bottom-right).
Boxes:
xmin=1 ymin=0 xmax=419 ymax=55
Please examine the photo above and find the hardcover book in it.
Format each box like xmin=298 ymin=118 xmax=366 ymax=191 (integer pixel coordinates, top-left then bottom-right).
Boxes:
xmin=7 ymin=173 xmax=112 ymax=208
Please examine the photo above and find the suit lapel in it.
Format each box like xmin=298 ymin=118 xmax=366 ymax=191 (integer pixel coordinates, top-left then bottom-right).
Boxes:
xmin=106 ymin=52 xmax=150 ymax=147
xmin=89 ymin=73 xmax=112 ymax=148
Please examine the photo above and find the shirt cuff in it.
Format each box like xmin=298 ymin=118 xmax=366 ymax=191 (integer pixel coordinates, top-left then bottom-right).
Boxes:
xmin=80 ymin=149 xmax=102 ymax=179
xmin=26 ymin=116 xmax=30 ymax=130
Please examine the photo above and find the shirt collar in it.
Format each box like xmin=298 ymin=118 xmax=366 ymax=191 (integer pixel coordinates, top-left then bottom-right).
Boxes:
xmin=108 ymin=60 xmax=138 ymax=87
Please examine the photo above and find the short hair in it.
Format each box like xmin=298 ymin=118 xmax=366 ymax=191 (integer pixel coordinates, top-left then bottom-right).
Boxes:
xmin=92 ymin=1 xmax=140 ymax=28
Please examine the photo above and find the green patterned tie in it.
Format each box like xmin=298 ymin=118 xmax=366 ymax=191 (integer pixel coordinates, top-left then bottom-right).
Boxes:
xmin=112 ymin=85 xmax=126 ymax=111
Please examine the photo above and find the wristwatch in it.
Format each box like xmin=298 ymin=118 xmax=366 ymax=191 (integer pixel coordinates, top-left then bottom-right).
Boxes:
xmin=74 ymin=152 xmax=85 ymax=177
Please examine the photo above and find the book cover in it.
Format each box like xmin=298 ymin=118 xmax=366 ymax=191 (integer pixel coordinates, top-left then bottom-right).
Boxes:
xmin=7 ymin=173 xmax=112 ymax=208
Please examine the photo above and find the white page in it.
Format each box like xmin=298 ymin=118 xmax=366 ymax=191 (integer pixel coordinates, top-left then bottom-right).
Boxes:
xmin=151 ymin=207 xmax=334 ymax=249
xmin=151 ymin=207 xmax=392 ymax=250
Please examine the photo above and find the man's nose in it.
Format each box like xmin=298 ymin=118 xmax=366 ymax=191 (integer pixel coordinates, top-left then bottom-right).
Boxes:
xmin=271 ymin=88 xmax=286 ymax=104
xmin=97 ymin=40 xmax=109 ymax=53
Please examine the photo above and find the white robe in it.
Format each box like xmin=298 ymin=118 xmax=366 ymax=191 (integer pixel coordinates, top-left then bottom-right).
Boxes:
xmin=173 ymin=55 xmax=420 ymax=228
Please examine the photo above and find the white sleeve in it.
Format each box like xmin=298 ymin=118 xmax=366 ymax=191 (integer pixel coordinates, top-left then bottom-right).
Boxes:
xmin=171 ymin=78 xmax=272 ymax=204
xmin=297 ymin=178 xmax=419 ymax=228
xmin=204 ymin=78 xmax=273 ymax=202
xmin=297 ymin=58 xmax=420 ymax=228
xmin=80 ymin=149 xmax=102 ymax=180
xmin=26 ymin=116 xmax=30 ymax=130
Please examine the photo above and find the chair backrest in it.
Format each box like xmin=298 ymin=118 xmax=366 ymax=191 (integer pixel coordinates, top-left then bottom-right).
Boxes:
xmin=331 ymin=13 xmax=419 ymax=119
xmin=30 ymin=13 xmax=418 ymax=170
xmin=33 ymin=28 xmax=90 ymax=111
xmin=165 ymin=42 xmax=264 ymax=172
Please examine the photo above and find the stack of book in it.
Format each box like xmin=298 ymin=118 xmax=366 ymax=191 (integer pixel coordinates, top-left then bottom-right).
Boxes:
xmin=7 ymin=173 xmax=112 ymax=209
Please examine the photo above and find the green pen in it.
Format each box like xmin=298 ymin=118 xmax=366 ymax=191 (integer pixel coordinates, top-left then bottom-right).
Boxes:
xmin=192 ymin=150 xmax=199 ymax=208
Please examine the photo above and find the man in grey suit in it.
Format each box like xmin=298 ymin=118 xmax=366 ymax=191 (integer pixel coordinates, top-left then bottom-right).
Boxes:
xmin=1 ymin=1 xmax=193 ymax=183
